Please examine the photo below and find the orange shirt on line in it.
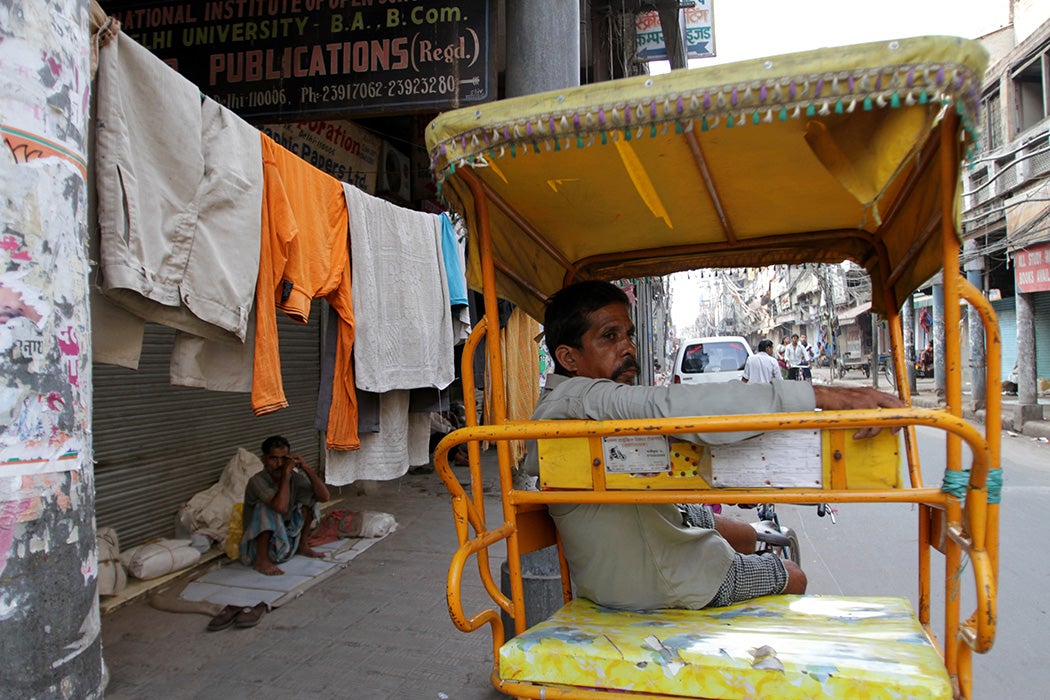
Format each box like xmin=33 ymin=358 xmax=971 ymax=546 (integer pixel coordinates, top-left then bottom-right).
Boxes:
xmin=253 ymin=133 xmax=360 ymax=450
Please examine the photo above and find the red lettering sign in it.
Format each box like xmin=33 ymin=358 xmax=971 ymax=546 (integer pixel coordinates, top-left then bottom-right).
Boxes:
xmin=1015 ymin=241 xmax=1050 ymax=293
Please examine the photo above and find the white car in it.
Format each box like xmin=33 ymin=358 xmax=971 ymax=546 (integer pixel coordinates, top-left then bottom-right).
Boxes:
xmin=672 ymin=336 xmax=754 ymax=384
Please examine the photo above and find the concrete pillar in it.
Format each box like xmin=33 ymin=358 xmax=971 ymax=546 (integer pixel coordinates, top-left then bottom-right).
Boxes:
xmin=504 ymin=0 xmax=581 ymax=635
xmin=635 ymin=277 xmax=655 ymax=386
xmin=932 ymin=283 xmax=946 ymax=395
xmin=0 ymin=0 xmax=102 ymax=696
xmin=870 ymin=314 xmax=881 ymax=390
xmin=902 ymin=295 xmax=917 ymax=393
xmin=965 ymin=267 xmax=986 ymax=411
xmin=1015 ymin=291 xmax=1043 ymax=429
xmin=506 ymin=0 xmax=580 ymax=96
xmin=654 ymin=0 xmax=687 ymax=69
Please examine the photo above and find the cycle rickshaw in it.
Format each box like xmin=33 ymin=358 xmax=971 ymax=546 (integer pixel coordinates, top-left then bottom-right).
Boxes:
xmin=426 ymin=35 xmax=998 ymax=699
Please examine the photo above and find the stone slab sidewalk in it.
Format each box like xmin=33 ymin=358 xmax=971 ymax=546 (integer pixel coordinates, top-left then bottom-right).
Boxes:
xmin=100 ymin=461 xmax=508 ymax=700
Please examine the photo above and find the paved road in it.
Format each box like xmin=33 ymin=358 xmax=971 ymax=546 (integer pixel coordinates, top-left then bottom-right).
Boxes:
xmin=771 ymin=425 xmax=1048 ymax=699
xmin=102 ymin=468 xmax=509 ymax=700
xmin=102 ymin=421 xmax=1044 ymax=698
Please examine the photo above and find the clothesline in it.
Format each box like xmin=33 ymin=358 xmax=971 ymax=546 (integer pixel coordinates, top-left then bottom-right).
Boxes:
xmin=89 ymin=11 xmax=469 ymax=486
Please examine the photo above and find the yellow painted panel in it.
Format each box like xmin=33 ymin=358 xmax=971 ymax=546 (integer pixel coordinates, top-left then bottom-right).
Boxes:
xmin=539 ymin=430 xmax=900 ymax=490
xmin=539 ymin=437 xmax=713 ymax=490
xmin=538 ymin=438 xmax=594 ymax=489
xmin=821 ymin=429 xmax=901 ymax=490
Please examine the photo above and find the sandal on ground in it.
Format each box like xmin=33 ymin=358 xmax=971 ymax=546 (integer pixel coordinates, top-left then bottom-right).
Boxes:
xmin=234 ymin=602 xmax=268 ymax=628
xmin=206 ymin=604 xmax=241 ymax=632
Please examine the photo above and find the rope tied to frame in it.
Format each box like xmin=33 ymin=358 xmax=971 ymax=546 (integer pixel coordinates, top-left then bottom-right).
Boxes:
xmin=941 ymin=467 xmax=1003 ymax=504
xmin=89 ymin=0 xmax=121 ymax=76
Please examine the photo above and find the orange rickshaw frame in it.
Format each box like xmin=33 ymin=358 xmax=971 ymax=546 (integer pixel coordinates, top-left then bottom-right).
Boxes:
xmin=427 ymin=35 xmax=999 ymax=699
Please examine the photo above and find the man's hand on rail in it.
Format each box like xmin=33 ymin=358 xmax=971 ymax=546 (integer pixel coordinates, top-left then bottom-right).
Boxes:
xmin=811 ymin=386 xmax=906 ymax=439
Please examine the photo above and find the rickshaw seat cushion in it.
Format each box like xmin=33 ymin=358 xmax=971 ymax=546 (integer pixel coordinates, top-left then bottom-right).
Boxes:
xmin=499 ymin=595 xmax=951 ymax=699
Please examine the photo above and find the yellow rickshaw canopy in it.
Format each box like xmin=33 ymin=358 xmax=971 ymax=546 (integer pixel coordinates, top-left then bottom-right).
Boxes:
xmin=425 ymin=36 xmax=988 ymax=321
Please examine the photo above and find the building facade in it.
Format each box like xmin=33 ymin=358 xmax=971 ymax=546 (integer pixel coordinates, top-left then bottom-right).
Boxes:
xmin=962 ymin=9 xmax=1050 ymax=424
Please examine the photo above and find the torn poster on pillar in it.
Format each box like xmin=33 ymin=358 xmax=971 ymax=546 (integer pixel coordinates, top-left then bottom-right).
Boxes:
xmin=0 ymin=442 xmax=82 ymax=477
xmin=0 ymin=158 xmax=92 ymax=474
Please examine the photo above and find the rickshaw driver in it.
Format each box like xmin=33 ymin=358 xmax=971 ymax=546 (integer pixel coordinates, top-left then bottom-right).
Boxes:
xmin=526 ymin=281 xmax=905 ymax=610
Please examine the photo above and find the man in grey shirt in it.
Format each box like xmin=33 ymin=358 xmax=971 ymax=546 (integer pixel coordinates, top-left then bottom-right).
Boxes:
xmin=241 ymin=435 xmax=330 ymax=576
xmin=527 ymin=281 xmax=903 ymax=610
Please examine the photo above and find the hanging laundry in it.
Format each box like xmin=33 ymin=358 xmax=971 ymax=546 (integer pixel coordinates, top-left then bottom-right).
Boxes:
xmin=343 ymin=184 xmax=454 ymax=394
xmin=169 ymin=313 xmax=256 ymax=393
xmin=253 ymin=134 xmax=359 ymax=451
xmin=440 ymin=213 xmax=469 ymax=307
xmin=918 ymin=307 xmax=933 ymax=330
xmin=441 ymin=213 xmax=472 ymax=344
xmin=325 ymin=390 xmax=412 ymax=486
xmin=94 ymin=32 xmax=261 ymax=353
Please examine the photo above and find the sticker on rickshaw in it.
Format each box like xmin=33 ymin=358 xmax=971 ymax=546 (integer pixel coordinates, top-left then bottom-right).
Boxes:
xmin=602 ymin=435 xmax=671 ymax=473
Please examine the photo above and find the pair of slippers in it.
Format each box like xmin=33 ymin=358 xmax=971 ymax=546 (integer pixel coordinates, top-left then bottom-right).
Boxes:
xmin=206 ymin=602 xmax=268 ymax=631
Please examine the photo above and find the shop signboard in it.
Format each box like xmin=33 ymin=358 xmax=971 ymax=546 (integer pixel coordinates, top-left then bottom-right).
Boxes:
xmin=636 ymin=0 xmax=715 ymax=62
xmin=1014 ymin=240 xmax=1050 ymax=293
xmin=104 ymin=0 xmax=495 ymax=121
xmin=258 ymin=119 xmax=381 ymax=192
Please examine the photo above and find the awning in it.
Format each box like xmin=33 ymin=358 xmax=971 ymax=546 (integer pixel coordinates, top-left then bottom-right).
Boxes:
xmin=836 ymin=301 xmax=871 ymax=326
xmin=792 ymin=271 xmax=820 ymax=296
xmin=1006 ymin=179 xmax=1050 ymax=251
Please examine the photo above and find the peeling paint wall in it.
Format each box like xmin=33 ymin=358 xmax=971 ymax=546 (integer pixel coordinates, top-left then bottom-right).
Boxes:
xmin=0 ymin=0 xmax=103 ymax=697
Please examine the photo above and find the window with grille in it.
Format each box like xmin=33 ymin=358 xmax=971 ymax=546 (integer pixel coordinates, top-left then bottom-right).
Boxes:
xmin=1012 ymin=51 xmax=1048 ymax=134
xmin=984 ymin=90 xmax=1003 ymax=151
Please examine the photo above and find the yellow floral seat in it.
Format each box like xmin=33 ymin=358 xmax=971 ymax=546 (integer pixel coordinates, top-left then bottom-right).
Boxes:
xmin=500 ymin=595 xmax=951 ymax=699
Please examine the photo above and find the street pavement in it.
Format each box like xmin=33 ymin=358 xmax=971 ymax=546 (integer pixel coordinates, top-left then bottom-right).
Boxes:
xmin=815 ymin=369 xmax=1050 ymax=439
xmin=100 ymin=374 xmax=1048 ymax=699
xmin=101 ymin=459 xmax=508 ymax=700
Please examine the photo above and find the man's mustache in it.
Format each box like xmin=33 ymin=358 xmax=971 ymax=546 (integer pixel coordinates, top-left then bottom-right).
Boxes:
xmin=612 ymin=357 xmax=641 ymax=380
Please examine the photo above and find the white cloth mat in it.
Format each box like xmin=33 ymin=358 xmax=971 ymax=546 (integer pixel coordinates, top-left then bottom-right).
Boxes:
xmin=179 ymin=536 xmax=388 ymax=608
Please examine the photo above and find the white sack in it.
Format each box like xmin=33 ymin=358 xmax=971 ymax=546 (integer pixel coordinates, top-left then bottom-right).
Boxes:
xmin=343 ymin=511 xmax=398 ymax=538
xmin=175 ymin=447 xmax=263 ymax=538
xmin=96 ymin=527 xmax=127 ymax=596
xmin=120 ymin=539 xmax=201 ymax=580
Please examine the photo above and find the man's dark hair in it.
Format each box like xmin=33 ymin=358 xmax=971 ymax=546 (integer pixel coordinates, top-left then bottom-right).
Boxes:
xmin=791 ymin=333 xmax=799 ymax=340
xmin=544 ymin=281 xmax=630 ymax=376
xmin=758 ymin=339 xmax=774 ymax=353
xmin=261 ymin=435 xmax=291 ymax=454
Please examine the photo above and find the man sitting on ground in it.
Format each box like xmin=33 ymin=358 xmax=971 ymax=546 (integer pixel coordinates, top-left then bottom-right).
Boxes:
xmin=240 ymin=435 xmax=331 ymax=575
xmin=526 ymin=281 xmax=903 ymax=610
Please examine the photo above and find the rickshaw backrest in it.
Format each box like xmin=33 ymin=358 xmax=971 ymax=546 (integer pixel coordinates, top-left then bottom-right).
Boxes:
xmin=537 ymin=430 xmax=901 ymax=492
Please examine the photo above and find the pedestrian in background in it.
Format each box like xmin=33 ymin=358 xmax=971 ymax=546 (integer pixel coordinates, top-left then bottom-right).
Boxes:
xmin=776 ymin=336 xmax=790 ymax=379
xmin=799 ymin=333 xmax=816 ymax=381
xmin=784 ymin=334 xmax=808 ymax=381
xmin=741 ymin=339 xmax=782 ymax=384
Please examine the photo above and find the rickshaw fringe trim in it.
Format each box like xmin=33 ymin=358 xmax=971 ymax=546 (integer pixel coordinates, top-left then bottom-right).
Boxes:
xmin=428 ymin=61 xmax=983 ymax=186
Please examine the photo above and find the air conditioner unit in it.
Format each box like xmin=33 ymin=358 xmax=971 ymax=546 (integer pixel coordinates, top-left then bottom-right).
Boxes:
xmin=377 ymin=141 xmax=411 ymax=201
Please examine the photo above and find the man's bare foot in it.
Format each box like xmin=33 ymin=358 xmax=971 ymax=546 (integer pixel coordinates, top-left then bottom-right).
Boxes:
xmin=253 ymin=560 xmax=283 ymax=576
xmin=297 ymin=545 xmax=325 ymax=559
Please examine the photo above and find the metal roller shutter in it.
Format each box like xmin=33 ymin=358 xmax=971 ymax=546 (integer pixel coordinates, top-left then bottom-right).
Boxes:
xmin=994 ymin=292 xmax=1050 ymax=382
xmin=991 ymin=298 xmax=1016 ymax=382
xmin=1034 ymin=292 xmax=1050 ymax=380
xmin=93 ymin=308 xmax=323 ymax=548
